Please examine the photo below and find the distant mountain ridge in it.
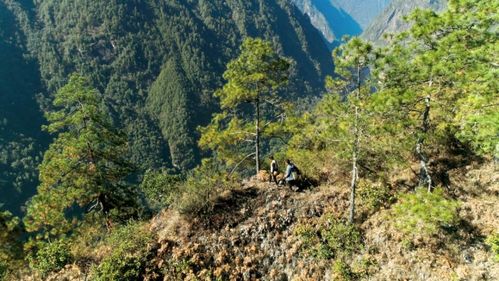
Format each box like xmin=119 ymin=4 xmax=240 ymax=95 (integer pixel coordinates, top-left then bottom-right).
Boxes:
xmin=363 ymin=0 xmax=447 ymax=44
xmin=291 ymin=0 xmax=391 ymax=46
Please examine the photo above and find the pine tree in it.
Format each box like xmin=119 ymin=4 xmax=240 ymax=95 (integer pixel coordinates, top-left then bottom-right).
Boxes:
xmin=24 ymin=74 xmax=141 ymax=240
xmin=199 ymin=38 xmax=291 ymax=175
xmin=325 ymin=38 xmax=378 ymax=223
xmin=375 ymin=0 xmax=498 ymax=191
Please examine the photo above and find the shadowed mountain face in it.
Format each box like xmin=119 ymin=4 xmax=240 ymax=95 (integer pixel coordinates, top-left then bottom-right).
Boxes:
xmin=363 ymin=0 xmax=447 ymax=44
xmin=0 ymin=1 xmax=45 ymax=216
xmin=291 ymin=0 xmax=391 ymax=47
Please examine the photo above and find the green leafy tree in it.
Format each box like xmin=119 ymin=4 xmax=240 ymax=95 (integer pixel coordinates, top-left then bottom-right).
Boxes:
xmin=24 ymin=74 xmax=141 ymax=240
xmin=200 ymin=38 xmax=291 ymax=175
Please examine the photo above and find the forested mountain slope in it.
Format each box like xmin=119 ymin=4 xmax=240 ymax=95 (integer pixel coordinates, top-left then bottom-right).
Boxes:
xmin=363 ymin=0 xmax=447 ymax=44
xmin=0 ymin=0 xmax=333 ymax=206
xmin=0 ymin=1 xmax=45 ymax=215
xmin=29 ymin=0 xmax=332 ymax=170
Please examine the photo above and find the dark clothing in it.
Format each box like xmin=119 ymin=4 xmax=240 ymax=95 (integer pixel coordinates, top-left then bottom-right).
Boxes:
xmin=269 ymin=159 xmax=278 ymax=184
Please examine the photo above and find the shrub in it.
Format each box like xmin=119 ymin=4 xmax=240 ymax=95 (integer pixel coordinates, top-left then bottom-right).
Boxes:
xmin=140 ymin=169 xmax=183 ymax=212
xmin=28 ymin=239 xmax=71 ymax=277
xmin=0 ymin=211 xmax=22 ymax=279
xmin=0 ymin=262 xmax=6 ymax=280
xmin=485 ymin=233 xmax=499 ymax=262
xmin=295 ymin=215 xmax=362 ymax=260
xmin=176 ymin=159 xmax=233 ymax=216
xmin=357 ymin=180 xmax=393 ymax=214
xmin=320 ymin=217 xmax=362 ymax=259
xmin=91 ymin=222 xmax=154 ymax=281
xmin=332 ymin=260 xmax=356 ymax=281
xmin=393 ymin=188 xmax=460 ymax=239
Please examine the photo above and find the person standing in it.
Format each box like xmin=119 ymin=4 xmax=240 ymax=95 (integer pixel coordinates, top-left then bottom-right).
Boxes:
xmin=269 ymin=155 xmax=279 ymax=185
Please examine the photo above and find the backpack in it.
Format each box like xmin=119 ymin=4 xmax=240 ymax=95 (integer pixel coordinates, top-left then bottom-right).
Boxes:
xmin=294 ymin=165 xmax=302 ymax=176
xmin=271 ymin=160 xmax=278 ymax=172
xmin=291 ymin=165 xmax=301 ymax=180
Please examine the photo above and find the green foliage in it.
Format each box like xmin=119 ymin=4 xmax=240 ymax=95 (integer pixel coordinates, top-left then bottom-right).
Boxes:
xmin=200 ymin=37 xmax=291 ymax=175
xmin=485 ymin=233 xmax=499 ymax=262
xmin=375 ymin=0 xmax=499 ymax=159
xmin=357 ymin=180 xmax=393 ymax=214
xmin=0 ymin=1 xmax=45 ymax=217
xmin=91 ymin=222 xmax=154 ymax=281
xmin=176 ymin=159 xmax=234 ymax=216
xmin=140 ymin=169 xmax=183 ymax=212
xmin=296 ymin=215 xmax=362 ymax=260
xmin=24 ymin=74 xmax=141 ymax=240
xmin=393 ymin=188 xmax=460 ymax=238
xmin=332 ymin=260 xmax=356 ymax=281
xmin=0 ymin=211 xmax=22 ymax=279
xmin=285 ymin=37 xmax=397 ymax=184
xmin=28 ymin=239 xmax=72 ymax=277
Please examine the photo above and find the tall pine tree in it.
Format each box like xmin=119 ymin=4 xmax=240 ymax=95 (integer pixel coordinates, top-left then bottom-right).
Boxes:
xmin=326 ymin=38 xmax=378 ymax=223
xmin=199 ymin=38 xmax=290 ymax=175
xmin=375 ymin=0 xmax=498 ymax=191
xmin=24 ymin=74 xmax=141 ymax=240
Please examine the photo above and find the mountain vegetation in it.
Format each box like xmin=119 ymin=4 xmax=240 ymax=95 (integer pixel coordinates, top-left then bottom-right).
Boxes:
xmin=0 ymin=0 xmax=497 ymax=280
xmin=0 ymin=0 xmax=45 ymax=216
xmin=0 ymin=0 xmax=332 ymax=213
xmin=199 ymin=38 xmax=291 ymax=176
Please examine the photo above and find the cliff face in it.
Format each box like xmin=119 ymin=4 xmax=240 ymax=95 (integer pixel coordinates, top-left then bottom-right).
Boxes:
xmin=291 ymin=0 xmax=391 ymax=46
xmin=362 ymin=0 xmax=447 ymax=44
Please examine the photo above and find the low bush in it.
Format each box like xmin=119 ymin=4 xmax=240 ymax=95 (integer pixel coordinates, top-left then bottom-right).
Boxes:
xmin=357 ymin=180 xmax=393 ymax=214
xmin=485 ymin=233 xmax=499 ymax=262
xmin=176 ymin=159 xmax=234 ymax=216
xmin=332 ymin=259 xmax=356 ymax=281
xmin=140 ymin=169 xmax=183 ymax=212
xmin=393 ymin=188 xmax=460 ymax=239
xmin=28 ymin=239 xmax=72 ymax=277
xmin=91 ymin=221 xmax=155 ymax=281
xmin=295 ymin=215 xmax=362 ymax=260
xmin=0 ymin=211 xmax=22 ymax=280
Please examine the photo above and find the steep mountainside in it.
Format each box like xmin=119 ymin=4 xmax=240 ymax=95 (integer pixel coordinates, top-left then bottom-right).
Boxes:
xmin=363 ymin=0 xmax=447 ymax=44
xmin=0 ymin=0 xmax=333 ymax=204
xmin=330 ymin=0 xmax=392 ymax=29
xmin=0 ymin=1 xmax=45 ymax=215
xmin=291 ymin=0 xmax=391 ymax=46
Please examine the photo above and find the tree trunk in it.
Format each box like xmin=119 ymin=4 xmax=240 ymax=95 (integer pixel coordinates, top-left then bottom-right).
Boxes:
xmin=255 ymin=98 xmax=260 ymax=175
xmin=417 ymin=94 xmax=432 ymax=192
xmin=349 ymin=105 xmax=359 ymax=224
xmin=349 ymin=64 xmax=362 ymax=224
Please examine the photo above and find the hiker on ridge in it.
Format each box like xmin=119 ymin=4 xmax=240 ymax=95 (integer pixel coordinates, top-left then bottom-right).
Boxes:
xmin=284 ymin=159 xmax=300 ymax=190
xmin=269 ymin=155 xmax=279 ymax=185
